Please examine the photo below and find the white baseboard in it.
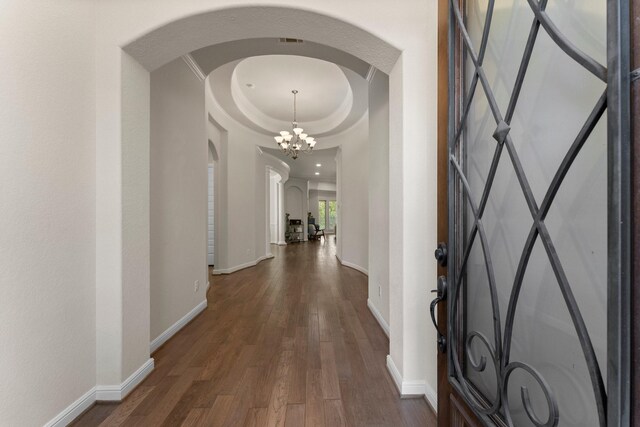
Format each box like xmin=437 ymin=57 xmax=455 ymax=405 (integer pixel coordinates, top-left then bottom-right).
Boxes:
xmin=386 ymin=355 xmax=427 ymax=396
xmin=277 ymin=241 xmax=287 ymax=246
xmin=367 ymin=299 xmax=389 ymax=337
xmin=212 ymin=253 xmax=274 ymax=275
xmin=96 ymin=358 xmax=155 ymax=401
xmin=335 ymin=254 xmax=369 ymax=276
xmin=45 ymin=358 xmax=155 ymax=426
xmin=150 ymin=300 xmax=207 ymax=353
xmin=44 ymin=387 xmax=97 ymax=427
xmin=424 ymin=382 xmax=438 ymax=414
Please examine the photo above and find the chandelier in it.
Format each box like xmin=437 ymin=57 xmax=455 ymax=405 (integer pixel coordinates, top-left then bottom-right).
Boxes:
xmin=274 ymin=90 xmax=316 ymax=159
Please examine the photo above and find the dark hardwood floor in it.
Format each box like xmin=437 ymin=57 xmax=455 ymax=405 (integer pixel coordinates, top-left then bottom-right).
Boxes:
xmin=73 ymin=238 xmax=435 ymax=426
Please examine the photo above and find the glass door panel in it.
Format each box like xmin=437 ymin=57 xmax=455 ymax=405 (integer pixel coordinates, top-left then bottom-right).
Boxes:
xmin=318 ymin=200 xmax=326 ymax=230
xmin=444 ymin=0 xmax=627 ymax=425
xmin=328 ymin=201 xmax=337 ymax=232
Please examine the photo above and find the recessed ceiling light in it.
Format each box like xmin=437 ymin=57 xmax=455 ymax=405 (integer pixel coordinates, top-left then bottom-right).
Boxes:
xmin=246 ymin=83 xmax=255 ymax=89
xmin=316 ymin=163 xmax=322 ymax=167
xmin=315 ymin=172 xmax=320 ymax=175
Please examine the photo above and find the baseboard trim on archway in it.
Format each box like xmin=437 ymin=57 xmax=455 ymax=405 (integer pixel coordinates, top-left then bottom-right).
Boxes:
xmin=335 ymin=254 xmax=369 ymax=276
xmin=423 ymin=383 xmax=438 ymax=415
xmin=46 ymin=358 xmax=156 ymax=427
xmin=386 ymin=355 xmax=426 ymax=397
xmin=386 ymin=355 xmax=438 ymax=413
xmin=44 ymin=387 xmax=97 ymax=427
xmin=211 ymin=254 xmax=274 ymax=275
xmin=95 ymin=358 xmax=155 ymax=401
xmin=150 ymin=300 xmax=207 ymax=353
xmin=367 ymin=299 xmax=389 ymax=337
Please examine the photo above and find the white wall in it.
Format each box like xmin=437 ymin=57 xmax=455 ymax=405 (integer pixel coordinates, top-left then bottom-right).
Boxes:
xmin=206 ymin=79 xmax=290 ymax=273
xmin=269 ymin=172 xmax=279 ymax=243
xmin=208 ymin=119 xmax=229 ymax=270
xmin=286 ymin=186 xmax=304 ymax=219
xmin=207 ymin=163 xmax=215 ymax=265
xmin=206 ymin=88 xmax=258 ymax=272
xmin=337 ymin=117 xmax=369 ymax=273
xmin=208 ymin=141 xmax=216 ymax=266
xmin=150 ymin=58 xmax=208 ymax=342
xmin=0 ymin=2 xmax=97 ymax=426
xmin=368 ymin=71 xmax=390 ymax=327
xmin=254 ymin=150 xmax=290 ymax=260
xmin=336 ymin=148 xmax=343 ymax=260
xmin=309 ymin=181 xmax=337 ymax=191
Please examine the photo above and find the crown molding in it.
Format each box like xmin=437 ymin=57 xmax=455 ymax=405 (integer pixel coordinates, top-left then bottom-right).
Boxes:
xmin=182 ymin=54 xmax=206 ymax=81
xmin=366 ymin=65 xmax=377 ymax=83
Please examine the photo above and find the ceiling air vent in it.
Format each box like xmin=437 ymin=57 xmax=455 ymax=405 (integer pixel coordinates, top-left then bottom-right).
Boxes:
xmin=279 ymin=38 xmax=304 ymax=44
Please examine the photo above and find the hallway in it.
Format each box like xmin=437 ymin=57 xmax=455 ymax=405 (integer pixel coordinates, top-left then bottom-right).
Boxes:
xmin=73 ymin=240 xmax=434 ymax=426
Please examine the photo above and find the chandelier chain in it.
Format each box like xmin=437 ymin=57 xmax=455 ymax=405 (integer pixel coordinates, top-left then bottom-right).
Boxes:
xmin=292 ymin=90 xmax=298 ymax=123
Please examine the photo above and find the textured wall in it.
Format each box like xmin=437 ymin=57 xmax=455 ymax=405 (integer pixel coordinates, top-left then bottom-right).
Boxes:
xmin=339 ymin=117 xmax=369 ymax=272
xmin=368 ymin=71 xmax=390 ymax=327
xmin=150 ymin=58 xmax=208 ymax=343
xmin=0 ymin=1 xmax=97 ymax=425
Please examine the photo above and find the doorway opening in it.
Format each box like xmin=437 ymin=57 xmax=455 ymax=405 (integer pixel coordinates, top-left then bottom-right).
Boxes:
xmin=99 ymin=6 xmax=442 ymax=416
xmin=207 ymin=140 xmax=218 ymax=268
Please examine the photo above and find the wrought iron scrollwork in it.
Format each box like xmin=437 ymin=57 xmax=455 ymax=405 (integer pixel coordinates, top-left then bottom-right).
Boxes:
xmin=502 ymin=362 xmax=559 ymax=427
xmin=446 ymin=0 xmax=615 ymax=425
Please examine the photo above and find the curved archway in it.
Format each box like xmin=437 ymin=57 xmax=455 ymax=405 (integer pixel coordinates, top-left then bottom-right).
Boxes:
xmin=207 ymin=141 xmax=218 ymax=268
xmin=98 ymin=2 xmax=438 ymax=405
xmin=122 ymin=6 xmax=401 ymax=73
xmin=191 ymin=38 xmax=372 ymax=79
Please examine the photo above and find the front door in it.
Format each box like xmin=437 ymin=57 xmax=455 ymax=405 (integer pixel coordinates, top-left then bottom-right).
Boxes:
xmin=435 ymin=1 xmax=632 ymax=426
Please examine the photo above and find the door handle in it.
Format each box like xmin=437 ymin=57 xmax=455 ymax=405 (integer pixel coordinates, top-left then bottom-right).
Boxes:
xmin=430 ymin=275 xmax=447 ymax=353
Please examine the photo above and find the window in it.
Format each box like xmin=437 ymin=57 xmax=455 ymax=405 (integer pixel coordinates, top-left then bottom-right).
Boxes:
xmin=318 ymin=200 xmax=326 ymax=230
xmin=328 ymin=201 xmax=337 ymax=231
xmin=318 ymin=199 xmax=336 ymax=232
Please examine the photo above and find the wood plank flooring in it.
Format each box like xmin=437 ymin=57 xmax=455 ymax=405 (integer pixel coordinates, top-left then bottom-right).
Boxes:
xmin=73 ymin=239 xmax=435 ymax=426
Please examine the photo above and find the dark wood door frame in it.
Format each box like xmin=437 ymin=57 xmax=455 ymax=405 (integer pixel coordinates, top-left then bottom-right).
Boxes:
xmin=436 ymin=0 xmax=454 ymax=425
xmin=631 ymin=1 xmax=639 ymax=425
xmin=436 ymin=0 xmax=448 ymax=423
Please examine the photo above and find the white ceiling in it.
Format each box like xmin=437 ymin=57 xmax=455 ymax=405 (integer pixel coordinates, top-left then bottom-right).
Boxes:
xmin=207 ymin=59 xmax=369 ymax=142
xmin=263 ymin=147 xmax=338 ymax=183
xmin=192 ymin=40 xmax=372 ymax=182
xmin=234 ymin=55 xmax=350 ymax=123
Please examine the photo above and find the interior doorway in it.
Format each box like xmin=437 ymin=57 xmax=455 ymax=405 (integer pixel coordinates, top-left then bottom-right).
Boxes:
xmin=207 ymin=140 xmax=218 ymax=269
xmin=267 ymin=168 xmax=283 ymax=254
xmin=101 ymin=4 xmax=441 ymax=411
xmin=207 ymin=141 xmax=216 ymax=266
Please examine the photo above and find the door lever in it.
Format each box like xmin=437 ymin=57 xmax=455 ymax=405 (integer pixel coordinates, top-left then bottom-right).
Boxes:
xmin=430 ymin=275 xmax=447 ymax=353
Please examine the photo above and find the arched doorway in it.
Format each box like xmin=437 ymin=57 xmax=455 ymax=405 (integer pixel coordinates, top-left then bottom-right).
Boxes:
xmin=95 ymin=4 xmax=439 ymax=406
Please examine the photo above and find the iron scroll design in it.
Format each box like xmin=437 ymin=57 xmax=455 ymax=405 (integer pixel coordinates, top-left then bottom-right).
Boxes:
xmin=446 ymin=0 xmax=615 ymax=426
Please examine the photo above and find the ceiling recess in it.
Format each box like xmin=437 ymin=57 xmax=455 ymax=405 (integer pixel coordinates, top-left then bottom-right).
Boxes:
xmin=279 ymin=38 xmax=304 ymax=44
